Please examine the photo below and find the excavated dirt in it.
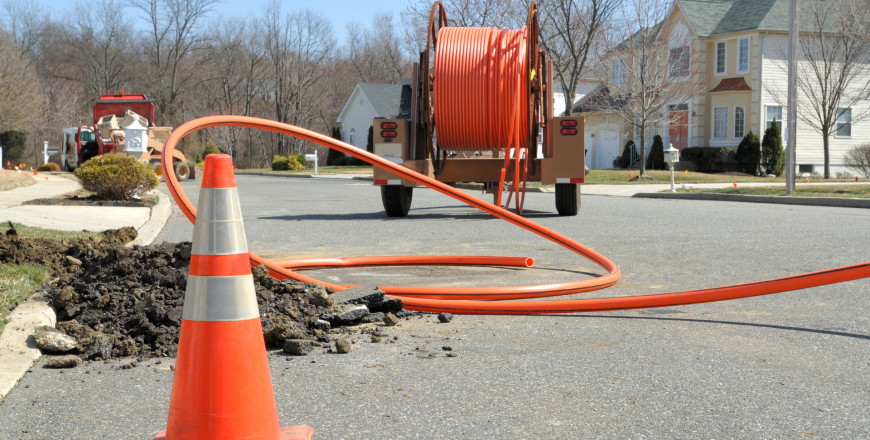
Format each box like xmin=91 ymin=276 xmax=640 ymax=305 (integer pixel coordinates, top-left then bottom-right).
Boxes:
xmin=7 ymin=228 xmax=411 ymax=362
xmin=23 ymin=195 xmax=157 ymax=207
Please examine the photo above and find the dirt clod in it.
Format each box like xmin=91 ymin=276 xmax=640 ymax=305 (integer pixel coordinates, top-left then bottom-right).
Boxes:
xmin=43 ymin=355 xmax=82 ymax=369
xmin=335 ymin=339 xmax=351 ymax=353
xmin=437 ymin=313 xmax=454 ymax=323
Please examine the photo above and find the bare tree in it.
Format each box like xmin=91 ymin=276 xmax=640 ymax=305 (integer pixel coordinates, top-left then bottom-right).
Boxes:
xmin=132 ymin=0 xmax=219 ymax=124
xmin=347 ymin=13 xmax=410 ymax=84
xmin=62 ymin=0 xmax=135 ymax=97
xmin=201 ymin=16 xmax=269 ymax=161
xmin=765 ymin=0 xmax=870 ymax=178
xmin=262 ymin=1 xmax=335 ymax=156
xmin=0 ymin=31 xmax=44 ymax=133
xmin=582 ymin=0 xmax=705 ymax=176
xmin=538 ymin=0 xmax=617 ymax=116
xmin=1 ymin=0 xmax=48 ymax=66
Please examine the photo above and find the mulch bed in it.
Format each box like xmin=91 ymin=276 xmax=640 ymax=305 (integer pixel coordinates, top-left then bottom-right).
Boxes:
xmin=23 ymin=195 xmax=157 ymax=208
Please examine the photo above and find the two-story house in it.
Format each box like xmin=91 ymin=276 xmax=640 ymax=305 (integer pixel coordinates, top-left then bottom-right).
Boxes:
xmin=577 ymin=0 xmax=869 ymax=174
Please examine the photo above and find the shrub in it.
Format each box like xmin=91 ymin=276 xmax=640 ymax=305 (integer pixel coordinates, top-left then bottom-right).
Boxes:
xmin=646 ymin=135 xmax=666 ymax=170
xmin=38 ymin=162 xmax=60 ymax=172
xmin=614 ymin=140 xmax=634 ymax=168
xmin=366 ymin=125 xmax=374 ymax=153
xmin=681 ymin=147 xmax=735 ymax=172
xmin=74 ymin=153 xmax=158 ymax=200
xmin=195 ymin=141 xmax=221 ymax=163
xmin=845 ymin=143 xmax=870 ymax=178
xmin=292 ymin=153 xmax=307 ymax=167
xmin=761 ymin=119 xmax=785 ymax=176
xmin=327 ymin=126 xmax=345 ymax=165
xmin=271 ymin=155 xmax=303 ymax=171
xmin=735 ymin=131 xmax=761 ymax=175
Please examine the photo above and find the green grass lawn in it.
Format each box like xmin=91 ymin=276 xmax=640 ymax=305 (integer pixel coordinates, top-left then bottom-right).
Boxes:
xmin=0 ymin=263 xmax=50 ymax=329
xmin=235 ymin=166 xmax=373 ymax=175
xmin=673 ymin=185 xmax=870 ymax=198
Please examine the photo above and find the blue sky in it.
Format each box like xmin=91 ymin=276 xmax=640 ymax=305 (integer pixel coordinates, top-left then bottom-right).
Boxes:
xmin=33 ymin=0 xmax=408 ymax=45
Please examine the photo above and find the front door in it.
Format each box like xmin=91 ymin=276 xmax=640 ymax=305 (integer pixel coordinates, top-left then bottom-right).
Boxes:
xmin=669 ymin=107 xmax=689 ymax=150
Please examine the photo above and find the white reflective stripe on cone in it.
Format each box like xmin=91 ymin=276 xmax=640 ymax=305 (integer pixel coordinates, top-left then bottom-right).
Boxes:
xmin=198 ymin=188 xmax=244 ymax=222
xmin=183 ymin=275 xmax=260 ymax=321
xmin=192 ymin=188 xmax=248 ymax=255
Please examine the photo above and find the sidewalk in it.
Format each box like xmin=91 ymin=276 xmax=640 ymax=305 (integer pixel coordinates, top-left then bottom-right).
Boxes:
xmin=0 ymin=174 xmax=170 ymax=243
xmin=582 ymin=181 xmax=868 ymax=197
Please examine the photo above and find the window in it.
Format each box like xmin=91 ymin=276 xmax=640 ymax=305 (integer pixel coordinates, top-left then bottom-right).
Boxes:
xmin=837 ymin=108 xmax=852 ymax=137
xmin=766 ymin=106 xmax=782 ymax=130
xmin=738 ymin=39 xmax=749 ymax=72
xmin=713 ymin=107 xmax=728 ymax=139
xmin=734 ymin=106 xmax=745 ymax=138
xmin=349 ymin=128 xmax=356 ymax=145
xmin=715 ymin=42 xmax=726 ymax=75
xmin=669 ymin=47 xmax=689 ymax=79
xmin=612 ymin=59 xmax=626 ymax=85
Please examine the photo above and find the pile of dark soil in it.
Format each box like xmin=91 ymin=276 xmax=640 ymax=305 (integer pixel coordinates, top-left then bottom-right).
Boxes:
xmin=1 ymin=226 xmax=138 ymax=278
xmin=23 ymin=195 xmax=157 ymax=207
xmin=21 ymin=233 xmax=408 ymax=362
xmin=628 ymin=175 xmax=656 ymax=182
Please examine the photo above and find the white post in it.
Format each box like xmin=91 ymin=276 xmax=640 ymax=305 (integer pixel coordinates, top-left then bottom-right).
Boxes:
xmin=43 ymin=141 xmax=49 ymax=165
xmin=0 ymin=147 xmax=3 ymax=169
xmin=314 ymin=150 xmax=318 ymax=176
xmin=785 ymin=0 xmax=799 ymax=194
xmin=670 ymin=163 xmax=675 ymax=192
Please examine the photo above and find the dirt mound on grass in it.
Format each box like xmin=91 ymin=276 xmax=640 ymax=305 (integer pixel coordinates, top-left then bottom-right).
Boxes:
xmin=0 ymin=227 xmax=138 ymax=278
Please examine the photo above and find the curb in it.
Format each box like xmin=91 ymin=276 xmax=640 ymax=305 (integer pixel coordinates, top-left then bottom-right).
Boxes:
xmin=633 ymin=192 xmax=870 ymax=208
xmin=0 ymin=296 xmax=56 ymax=399
xmin=124 ymin=190 xmax=172 ymax=247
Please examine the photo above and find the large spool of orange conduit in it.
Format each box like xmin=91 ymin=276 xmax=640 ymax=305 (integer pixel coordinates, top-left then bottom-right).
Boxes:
xmin=434 ymin=26 xmax=530 ymax=212
xmin=161 ymin=116 xmax=870 ymax=315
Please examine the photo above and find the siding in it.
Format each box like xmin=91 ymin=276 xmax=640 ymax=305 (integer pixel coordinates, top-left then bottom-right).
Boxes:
xmin=761 ymin=34 xmax=870 ymax=173
xmin=340 ymin=88 xmax=376 ymax=152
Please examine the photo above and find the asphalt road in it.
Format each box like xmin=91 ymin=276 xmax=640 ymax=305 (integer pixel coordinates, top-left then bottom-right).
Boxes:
xmin=1 ymin=175 xmax=869 ymax=439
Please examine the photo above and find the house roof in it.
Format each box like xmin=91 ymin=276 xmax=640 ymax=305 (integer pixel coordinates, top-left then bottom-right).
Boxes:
xmin=677 ymin=0 xmax=820 ymax=37
xmin=572 ymin=84 xmax=626 ymax=114
xmin=709 ymin=77 xmax=752 ymax=93
xmin=337 ymin=80 xmax=413 ymax=123
xmin=357 ymin=83 xmax=412 ymax=118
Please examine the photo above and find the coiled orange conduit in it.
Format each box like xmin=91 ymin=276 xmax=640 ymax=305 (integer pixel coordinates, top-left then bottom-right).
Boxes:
xmin=434 ymin=26 xmax=530 ymax=212
xmin=161 ymin=116 xmax=870 ymax=315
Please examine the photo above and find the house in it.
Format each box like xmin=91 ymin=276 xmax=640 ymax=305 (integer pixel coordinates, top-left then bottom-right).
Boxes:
xmin=576 ymin=0 xmax=870 ymax=173
xmin=336 ymin=79 xmax=412 ymax=151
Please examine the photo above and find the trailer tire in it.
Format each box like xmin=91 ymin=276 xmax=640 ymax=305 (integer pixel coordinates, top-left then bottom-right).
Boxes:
xmin=381 ymin=186 xmax=413 ymax=217
xmin=174 ymin=161 xmax=190 ymax=181
xmin=152 ymin=162 xmax=165 ymax=182
xmin=555 ymin=183 xmax=580 ymax=216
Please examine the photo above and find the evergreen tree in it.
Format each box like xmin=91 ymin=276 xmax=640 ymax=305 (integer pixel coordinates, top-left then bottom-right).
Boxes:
xmin=646 ymin=135 xmax=665 ymax=170
xmin=762 ymin=119 xmax=785 ymax=176
xmin=327 ymin=126 xmax=345 ymax=166
xmin=0 ymin=130 xmax=28 ymax=166
xmin=366 ymin=125 xmax=374 ymax=153
xmin=735 ymin=130 xmax=761 ymax=175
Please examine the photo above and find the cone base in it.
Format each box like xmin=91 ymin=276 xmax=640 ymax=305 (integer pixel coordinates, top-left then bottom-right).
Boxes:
xmin=153 ymin=425 xmax=314 ymax=440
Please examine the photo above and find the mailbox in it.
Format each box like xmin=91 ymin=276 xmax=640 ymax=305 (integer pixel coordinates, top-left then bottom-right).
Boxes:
xmin=123 ymin=118 xmax=148 ymax=154
xmin=664 ymin=144 xmax=680 ymax=164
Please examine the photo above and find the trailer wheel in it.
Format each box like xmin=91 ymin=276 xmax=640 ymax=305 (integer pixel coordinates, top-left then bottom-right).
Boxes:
xmin=555 ymin=183 xmax=580 ymax=216
xmin=381 ymin=186 xmax=413 ymax=217
xmin=174 ymin=161 xmax=190 ymax=181
xmin=152 ymin=162 xmax=165 ymax=182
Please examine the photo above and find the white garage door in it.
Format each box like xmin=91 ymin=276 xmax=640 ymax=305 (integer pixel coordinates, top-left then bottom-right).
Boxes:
xmin=596 ymin=131 xmax=619 ymax=169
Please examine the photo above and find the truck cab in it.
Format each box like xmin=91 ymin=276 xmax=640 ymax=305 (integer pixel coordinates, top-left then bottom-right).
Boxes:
xmin=60 ymin=126 xmax=99 ymax=171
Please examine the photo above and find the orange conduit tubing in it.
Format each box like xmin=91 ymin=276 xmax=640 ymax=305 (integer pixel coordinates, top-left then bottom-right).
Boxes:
xmin=161 ymin=115 xmax=870 ymax=314
xmin=434 ymin=25 xmax=530 ymax=212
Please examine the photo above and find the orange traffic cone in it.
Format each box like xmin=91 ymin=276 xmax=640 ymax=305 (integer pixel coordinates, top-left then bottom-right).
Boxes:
xmin=154 ymin=154 xmax=312 ymax=440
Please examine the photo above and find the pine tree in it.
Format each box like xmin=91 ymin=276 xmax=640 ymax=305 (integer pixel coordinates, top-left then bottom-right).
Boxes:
xmin=366 ymin=125 xmax=374 ymax=153
xmin=646 ymin=135 xmax=665 ymax=170
xmin=327 ymin=126 xmax=345 ymax=166
xmin=762 ymin=119 xmax=785 ymax=176
xmin=735 ymin=130 xmax=761 ymax=175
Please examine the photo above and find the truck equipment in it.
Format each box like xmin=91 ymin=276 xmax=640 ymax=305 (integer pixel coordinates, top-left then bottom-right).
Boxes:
xmin=371 ymin=1 xmax=585 ymax=217
xmin=59 ymin=93 xmax=193 ymax=181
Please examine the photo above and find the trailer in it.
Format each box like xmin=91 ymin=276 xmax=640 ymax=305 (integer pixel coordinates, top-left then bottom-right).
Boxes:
xmin=372 ymin=1 xmax=585 ymax=217
xmin=59 ymin=93 xmax=193 ymax=180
